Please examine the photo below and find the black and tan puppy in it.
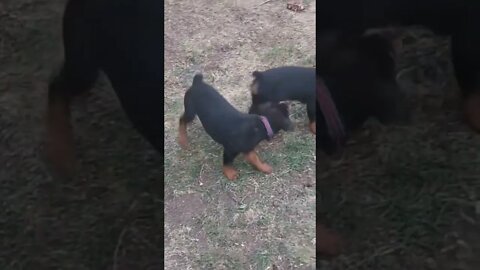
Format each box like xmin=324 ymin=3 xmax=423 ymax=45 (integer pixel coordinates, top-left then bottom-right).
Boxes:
xmin=316 ymin=32 xmax=411 ymax=156
xmin=179 ymin=74 xmax=293 ymax=181
xmin=46 ymin=0 xmax=162 ymax=178
xmin=248 ymin=66 xmax=316 ymax=134
xmin=317 ymin=0 xmax=480 ymax=133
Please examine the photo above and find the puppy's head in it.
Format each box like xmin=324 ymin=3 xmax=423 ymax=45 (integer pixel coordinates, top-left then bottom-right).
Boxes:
xmin=249 ymin=101 xmax=294 ymax=132
xmin=329 ymin=32 xmax=411 ymax=125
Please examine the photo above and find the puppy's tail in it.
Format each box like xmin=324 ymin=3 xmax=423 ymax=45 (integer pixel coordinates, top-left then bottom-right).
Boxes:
xmin=193 ymin=73 xmax=203 ymax=84
xmin=252 ymin=71 xmax=262 ymax=79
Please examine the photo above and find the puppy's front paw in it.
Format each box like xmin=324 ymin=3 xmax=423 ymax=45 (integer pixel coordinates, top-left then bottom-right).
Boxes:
xmin=259 ymin=163 xmax=272 ymax=174
xmin=223 ymin=166 xmax=239 ymax=180
xmin=178 ymin=134 xmax=188 ymax=149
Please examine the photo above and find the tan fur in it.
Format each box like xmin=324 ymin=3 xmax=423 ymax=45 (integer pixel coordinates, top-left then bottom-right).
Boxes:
xmin=45 ymin=96 xmax=75 ymax=178
xmin=464 ymin=92 xmax=480 ymax=132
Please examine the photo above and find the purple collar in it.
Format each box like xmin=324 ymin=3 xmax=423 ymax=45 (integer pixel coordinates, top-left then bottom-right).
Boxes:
xmin=259 ymin=116 xmax=274 ymax=139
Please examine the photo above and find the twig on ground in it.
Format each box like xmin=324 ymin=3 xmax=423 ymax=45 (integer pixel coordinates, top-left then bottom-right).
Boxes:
xmin=113 ymin=226 xmax=128 ymax=270
xmin=197 ymin=163 xmax=206 ymax=186
xmin=112 ymin=200 xmax=138 ymax=270
xmin=257 ymin=0 xmax=275 ymax=7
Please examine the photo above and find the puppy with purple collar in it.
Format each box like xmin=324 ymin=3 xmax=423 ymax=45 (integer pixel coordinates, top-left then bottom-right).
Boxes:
xmin=179 ymin=74 xmax=293 ymax=180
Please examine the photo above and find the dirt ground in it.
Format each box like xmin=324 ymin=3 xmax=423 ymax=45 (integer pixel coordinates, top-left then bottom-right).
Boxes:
xmin=1 ymin=0 xmax=161 ymax=269
xmin=164 ymin=0 xmax=316 ymax=269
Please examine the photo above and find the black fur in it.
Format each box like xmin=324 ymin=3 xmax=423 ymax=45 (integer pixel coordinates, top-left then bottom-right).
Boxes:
xmin=48 ymin=0 xmax=163 ymax=150
xmin=317 ymin=32 xmax=410 ymax=155
xmin=317 ymin=0 xmax=480 ymax=97
xmin=179 ymin=74 xmax=292 ymax=174
xmin=46 ymin=0 xmax=163 ymax=178
xmin=248 ymin=66 xmax=316 ymax=129
xmin=316 ymin=0 xmax=480 ymax=154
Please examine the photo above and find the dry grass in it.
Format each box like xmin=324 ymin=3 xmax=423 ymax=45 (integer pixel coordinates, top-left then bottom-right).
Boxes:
xmin=164 ymin=0 xmax=316 ymax=269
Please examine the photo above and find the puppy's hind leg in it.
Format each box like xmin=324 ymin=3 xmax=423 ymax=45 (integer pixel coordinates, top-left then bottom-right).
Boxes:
xmin=178 ymin=92 xmax=196 ymax=149
xmin=46 ymin=0 xmax=99 ymax=179
xmin=451 ymin=32 xmax=480 ymax=133
xmin=46 ymin=63 xmax=98 ymax=179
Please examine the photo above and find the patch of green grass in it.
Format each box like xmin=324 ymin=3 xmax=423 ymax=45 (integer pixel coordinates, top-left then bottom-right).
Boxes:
xmin=197 ymin=252 xmax=244 ymax=270
xmin=256 ymin=214 xmax=272 ymax=227
xmin=295 ymin=246 xmax=316 ymax=265
xmin=300 ymin=54 xmax=316 ymax=67
xmin=259 ymin=130 xmax=314 ymax=174
xmin=262 ymin=44 xmax=303 ymax=66
xmin=284 ymin=133 xmax=315 ymax=171
xmin=254 ymin=250 xmax=271 ymax=270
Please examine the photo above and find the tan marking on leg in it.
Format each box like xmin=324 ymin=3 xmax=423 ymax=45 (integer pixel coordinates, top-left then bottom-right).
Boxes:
xmin=309 ymin=121 xmax=316 ymax=134
xmin=464 ymin=92 xmax=480 ymax=133
xmin=223 ymin=165 xmax=238 ymax=181
xmin=178 ymin=120 xmax=188 ymax=149
xmin=244 ymin=151 xmax=272 ymax=174
xmin=317 ymin=223 xmax=344 ymax=257
xmin=46 ymin=96 xmax=75 ymax=178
